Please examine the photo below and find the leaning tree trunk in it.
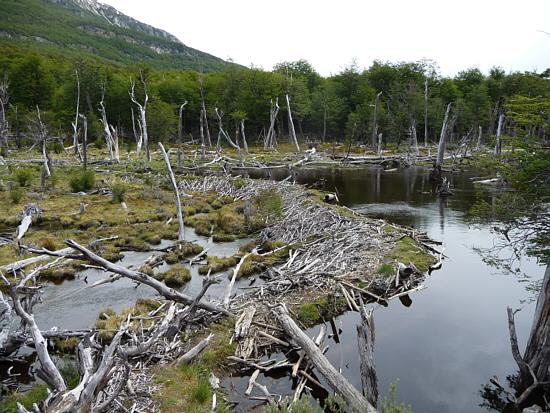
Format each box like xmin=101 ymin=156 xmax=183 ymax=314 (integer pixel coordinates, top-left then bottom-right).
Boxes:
xmin=158 ymin=143 xmax=185 ymax=242
xmin=436 ymin=103 xmax=452 ymax=168
xmin=371 ymin=91 xmax=382 ymax=150
xmin=285 ymin=94 xmax=300 ymax=152
xmin=240 ymin=119 xmax=249 ymax=154
xmin=495 ymin=113 xmax=504 ymax=156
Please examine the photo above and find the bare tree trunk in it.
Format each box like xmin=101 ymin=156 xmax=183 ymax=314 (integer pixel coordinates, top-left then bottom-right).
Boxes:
xmin=286 ymin=94 xmax=300 ymax=151
xmin=71 ymin=69 xmax=82 ymax=160
xmin=357 ymin=302 xmax=378 ymax=407
xmin=495 ymin=113 xmax=504 ymax=156
xmin=177 ymin=101 xmax=188 ymax=170
xmin=477 ymin=125 xmax=482 ymax=149
xmin=0 ymin=73 xmax=9 ymax=152
xmin=199 ymin=76 xmax=212 ymax=147
xmin=377 ymin=133 xmax=382 ymax=156
xmin=273 ymin=305 xmax=377 ymax=413
xmin=436 ymin=103 xmax=452 ymax=168
xmin=424 ymin=78 xmax=429 ymax=146
xmin=264 ymin=98 xmax=279 ymax=150
xmin=79 ymin=114 xmax=88 ymax=169
xmin=129 ymin=70 xmax=149 ymax=165
xmin=322 ymin=105 xmax=327 ymax=142
xmin=199 ymin=108 xmax=206 ymax=159
xmin=411 ymin=121 xmax=419 ymax=155
xmin=240 ymin=119 xmax=248 ymax=154
xmin=131 ymin=107 xmax=142 ymax=156
xmin=158 ymin=143 xmax=185 ymax=241
xmin=99 ymin=84 xmax=119 ymax=161
xmin=372 ymin=92 xmax=382 ymax=150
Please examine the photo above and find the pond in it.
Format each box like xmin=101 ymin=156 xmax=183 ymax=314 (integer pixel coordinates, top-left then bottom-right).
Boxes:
xmin=225 ymin=165 xmax=545 ymax=413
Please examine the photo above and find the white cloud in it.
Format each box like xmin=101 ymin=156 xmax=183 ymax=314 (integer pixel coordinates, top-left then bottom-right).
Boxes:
xmin=100 ymin=0 xmax=550 ymax=76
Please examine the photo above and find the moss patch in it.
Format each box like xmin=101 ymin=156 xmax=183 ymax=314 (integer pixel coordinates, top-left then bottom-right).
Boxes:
xmin=0 ymin=385 xmax=48 ymax=413
xmin=386 ymin=236 xmax=435 ymax=272
xmin=294 ymin=295 xmax=348 ymax=328
xmin=155 ymin=264 xmax=191 ymax=287
xmin=198 ymin=256 xmax=237 ymax=275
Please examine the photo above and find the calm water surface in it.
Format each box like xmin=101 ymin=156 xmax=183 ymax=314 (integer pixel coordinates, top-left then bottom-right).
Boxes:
xmin=227 ymin=166 xmax=545 ymax=413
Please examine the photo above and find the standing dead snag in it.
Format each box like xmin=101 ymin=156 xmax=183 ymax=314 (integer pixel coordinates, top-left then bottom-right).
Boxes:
xmin=436 ymin=103 xmax=451 ymax=168
xmin=214 ymin=108 xmax=242 ymax=159
xmin=495 ymin=113 xmax=504 ymax=156
xmin=424 ymin=78 xmax=429 ymax=146
xmin=78 ymin=114 xmax=88 ymax=169
xmin=199 ymin=75 xmax=212 ymax=147
xmin=240 ymin=119 xmax=249 ymax=154
xmin=177 ymin=101 xmax=188 ymax=170
xmin=98 ymin=83 xmax=119 ymax=162
xmin=71 ymin=69 xmax=82 ymax=160
xmin=158 ymin=142 xmax=185 ymax=242
xmin=129 ymin=69 xmax=150 ymax=164
xmin=34 ymin=106 xmax=52 ymax=189
xmin=273 ymin=304 xmax=378 ymax=413
xmin=371 ymin=91 xmax=383 ymax=150
xmin=0 ymin=73 xmax=8 ymax=153
xmin=286 ymin=94 xmax=300 ymax=152
xmin=264 ymin=98 xmax=279 ymax=150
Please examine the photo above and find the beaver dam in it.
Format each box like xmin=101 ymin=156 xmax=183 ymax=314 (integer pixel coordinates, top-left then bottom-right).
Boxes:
xmin=0 ymin=151 xmax=447 ymax=412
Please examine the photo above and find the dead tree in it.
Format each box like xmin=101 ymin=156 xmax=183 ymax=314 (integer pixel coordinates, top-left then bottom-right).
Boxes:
xmin=436 ymin=103 xmax=452 ymax=168
xmin=424 ymin=78 xmax=429 ymax=146
xmin=495 ymin=113 xmax=505 ymax=156
xmin=199 ymin=108 xmax=206 ymax=159
xmin=79 ymin=114 xmax=88 ymax=169
xmin=0 ymin=73 xmax=9 ymax=152
xmin=410 ymin=121 xmax=419 ymax=155
xmin=177 ymin=101 xmax=188 ymax=170
xmin=377 ymin=133 xmax=383 ymax=156
xmin=98 ymin=84 xmax=119 ymax=162
xmin=273 ymin=304 xmax=377 ymax=413
xmin=215 ymin=108 xmax=242 ymax=159
xmin=35 ymin=106 xmax=51 ymax=189
xmin=371 ymin=91 xmax=382 ymax=150
xmin=357 ymin=299 xmax=378 ymax=407
xmin=198 ymin=75 xmax=212 ymax=147
xmin=285 ymin=94 xmax=300 ymax=151
xmin=158 ymin=142 xmax=185 ymax=241
xmin=130 ymin=107 xmax=142 ymax=156
xmin=240 ymin=119 xmax=249 ymax=154
xmin=71 ymin=69 xmax=82 ymax=160
xmin=129 ymin=70 xmax=150 ymax=164
xmin=264 ymin=98 xmax=279 ymax=150
xmin=477 ymin=125 xmax=482 ymax=149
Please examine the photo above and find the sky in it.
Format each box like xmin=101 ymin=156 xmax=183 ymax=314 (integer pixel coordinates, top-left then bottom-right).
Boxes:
xmin=101 ymin=0 xmax=550 ymax=76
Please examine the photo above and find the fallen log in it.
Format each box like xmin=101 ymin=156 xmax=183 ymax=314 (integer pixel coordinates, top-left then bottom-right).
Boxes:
xmin=357 ymin=298 xmax=378 ymax=406
xmin=273 ymin=304 xmax=377 ymax=413
xmin=65 ymin=239 xmax=229 ymax=316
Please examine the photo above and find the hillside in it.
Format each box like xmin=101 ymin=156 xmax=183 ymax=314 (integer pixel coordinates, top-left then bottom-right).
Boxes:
xmin=0 ymin=0 xmax=231 ymax=71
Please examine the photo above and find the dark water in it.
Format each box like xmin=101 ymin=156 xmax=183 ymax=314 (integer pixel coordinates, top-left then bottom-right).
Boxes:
xmin=225 ymin=166 xmax=545 ymax=413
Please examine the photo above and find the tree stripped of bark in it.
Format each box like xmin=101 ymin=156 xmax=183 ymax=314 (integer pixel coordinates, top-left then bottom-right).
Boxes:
xmin=264 ymin=98 xmax=279 ymax=150
xmin=158 ymin=142 xmax=185 ymax=241
xmin=98 ymin=83 xmax=119 ymax=162
xmin=436 ymin=102 xmax=452 ymax=169
xmin=198 ymin=75 xmax=212 ymax=147
xmin=177 ymin=101 xmax=188 ymax=170
xmin=129 ymin=69 xmax=150 ymax=165
xmin=371 ymin=91 xmax=383 ymax=150
xmin=71 ymin=69 xmax=82 ymax=161
xmin=495 ymin=113 xmax=505 ymax=156
xmin=285 ymin=94 xmax=300 ymax=152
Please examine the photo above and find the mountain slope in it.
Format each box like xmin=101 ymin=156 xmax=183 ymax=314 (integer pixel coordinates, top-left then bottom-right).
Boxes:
xmin=0 ymin=0 xmax=231 ymax=71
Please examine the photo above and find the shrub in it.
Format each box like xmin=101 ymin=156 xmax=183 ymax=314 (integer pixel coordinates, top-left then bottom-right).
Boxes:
xmin=69 ymin=170 xmax=95 ymax=192
xmin=111 ymin=183 xmax=127 ymax=203
xmin=14 ymin=168 xmax=33 ymax=187
xmin=9 ymin=188 xmax=23 ymax=204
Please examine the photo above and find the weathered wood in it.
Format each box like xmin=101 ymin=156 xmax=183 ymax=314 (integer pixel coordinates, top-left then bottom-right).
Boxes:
xmin=495 ymin=113 xmax=505 ymax=156
xmin=286 ymin=94 xmax=300 ymax=152
xmin=65 ymin=239 xmax=228 ymax=315
xmin=177 ymin=101 xmax=188 ymax=170
xmin=224 ymin=249 xmax=257 ymax=307
xmin=357 ymin=298 xmax=378 ymax=406
xmin=129 ymin=70 xmax=150 ymax=164
xmin=158 ymin=142 xmax=185 ymax=241
xmin=0 ymin=247 xmax=75 ymax=274
xmin=424 ymin=78 xmax=429 ymax=146
xmin=177 ymin=333 xmax=214 ymax=365
xmin=273 ymin=305 xmax=377 ymax=413
xmin=436 ymin=103 xmax=452 ymax=168
xmin=372 ymin=91 xmax=382 ymax=150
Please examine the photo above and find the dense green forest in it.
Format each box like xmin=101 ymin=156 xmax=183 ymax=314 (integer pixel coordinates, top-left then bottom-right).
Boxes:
xmin=0 ymin=0 xmax=230 ymax=72
xmin=0 ymin=46 xmax=547 ymax=152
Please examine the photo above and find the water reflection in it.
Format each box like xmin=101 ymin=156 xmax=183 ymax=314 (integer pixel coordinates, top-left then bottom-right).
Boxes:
xmin=231 ymin=166 xmax=545 ymax=413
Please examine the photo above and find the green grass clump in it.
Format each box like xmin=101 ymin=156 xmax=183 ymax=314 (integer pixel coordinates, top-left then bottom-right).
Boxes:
xmin=162 ymin=241 xmax=203 ymax=264
xmin=386 ymin=236 xmax=435 ymax=272
xmin=9 ymin=188 xmax=23 ymax=203
xmin=69 ymin=170 xmax=95 ymax=192
xmin=0 ymin=385 xmax=48 ymax=413
xmin=189 ymin=378 xmax=210 ymax=404
xmin=212 ymin=232 xmax=236 ymax=242
xmin=53 ymin=337 xmax=79 ymax=353
xmin=156 ymin=264 xmax=191 ymax=287
xmin=377 ymin=263 xmax=395 ymax=277
xmin=13 ymin=168 xmax=33 ymax=187
xmin=295 ymin=296 xmax=348 ymax=328
xmin=110 ymin=182 xmax=127 ymax=203
xmin=198 ymin=256 xmax=237 ymax=275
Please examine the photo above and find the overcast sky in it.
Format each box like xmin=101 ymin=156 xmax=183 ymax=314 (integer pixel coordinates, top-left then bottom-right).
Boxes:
xmin=101 ymin=0 xmax=550 ymax=76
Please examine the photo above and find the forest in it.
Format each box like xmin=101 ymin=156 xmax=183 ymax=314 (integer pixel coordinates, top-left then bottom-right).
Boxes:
xmin=0 ymin=48 xmax=548 ymax=152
